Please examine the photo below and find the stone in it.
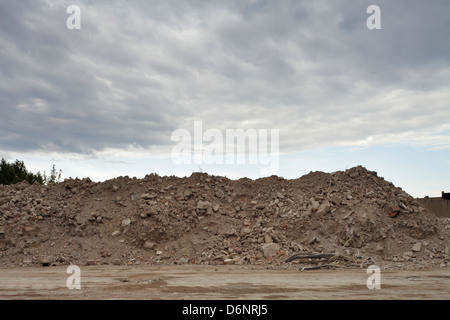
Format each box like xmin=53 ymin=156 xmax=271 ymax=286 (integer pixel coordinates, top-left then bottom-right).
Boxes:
xmin=412 ymin=242 xmax=422 ymax=252
xmin=122 ymin=218 xmax=131 ymax=226
xmin=141 ymin=193 xmax=157 ymax=200
xmin=144 ymin=241 xmax=155 ymax=249
xmin=261 ymin=243 xmax=280 ymax=258
xmin=130 ymin=193 xmax=139 ymax=201
xmin=316 ymin=200 xmax=331 ymax=216
xmin=75 ymin=214 xmax=89 ymax=225
xmin=145 ymin=207 xmax=159 ymax=216
xmin=374 ymin=243 xmax=384 ymax=253
xmin=349 ymin=171 xmax=359 ymax=179
xmin=184 ymin=189 xmax=193 ymax=199
xmin=111 ymin=230 xmax=121 ymax=237
xmin=310 ymin=198 xmax=320 ymax=212
xmin=24 ymin=226 xmax=35 ymax=233
xmin=197 ymin=200 xmax=211 ymax=210
xmin=0 ymin=196 xmax=11 ymax=206
xmin=385 ymin=204 xmax=401 ymax=217
xmin=330 ymin=195 xmax=342 ymax=205
xmin=39 ymin=255 xmax=54 ymax=266
xmin=175 ymin=187 xmax=185 ymax=200
xmin=308 ymin=236 xmax=318 ymax=245
xmin=241 ymin=227 xmax=251 ymax=235
xmin=255 ymin=203 xmax=266 ymax=210
xmin=179 ymin=257 xmax=189 ymax=264
xmin=264 ymin=234 xmax=273 ymax=244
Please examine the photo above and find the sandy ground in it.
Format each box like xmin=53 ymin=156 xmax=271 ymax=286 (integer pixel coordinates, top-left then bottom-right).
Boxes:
xmin=0 ymin=265 xmax=449 ymax=300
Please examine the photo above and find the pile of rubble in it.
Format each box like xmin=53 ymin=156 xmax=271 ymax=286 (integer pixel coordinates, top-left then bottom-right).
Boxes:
xmin=0 ymin=166 xmax=449 ymax=270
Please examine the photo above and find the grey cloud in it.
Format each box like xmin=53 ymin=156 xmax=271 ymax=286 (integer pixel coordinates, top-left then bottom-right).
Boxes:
xmin=0 ymin=0 xmax=449 ymax=156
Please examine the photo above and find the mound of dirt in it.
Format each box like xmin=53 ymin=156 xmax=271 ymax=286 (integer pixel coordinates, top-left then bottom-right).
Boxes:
xmin=0 ymin=166 xmax=449 ymax=270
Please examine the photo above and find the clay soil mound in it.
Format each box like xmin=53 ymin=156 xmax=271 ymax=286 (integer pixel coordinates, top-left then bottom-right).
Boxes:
xmin=0 ymin=166 xmax=449 ymax=269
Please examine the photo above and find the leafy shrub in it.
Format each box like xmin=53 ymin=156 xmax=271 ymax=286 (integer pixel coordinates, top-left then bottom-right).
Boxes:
xmin=0 ymin=158 xmax=62 ymax=185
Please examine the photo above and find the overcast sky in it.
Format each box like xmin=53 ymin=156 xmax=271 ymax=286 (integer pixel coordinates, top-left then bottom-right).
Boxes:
xmin=1 ymin=0 xmax=449 ymax=197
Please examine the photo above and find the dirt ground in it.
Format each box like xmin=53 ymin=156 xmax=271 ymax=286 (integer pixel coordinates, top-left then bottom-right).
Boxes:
xmin=0 ymin=265 xmax=448 ymax=300
xmin=1 ymin=166 xmax=449 ymax=303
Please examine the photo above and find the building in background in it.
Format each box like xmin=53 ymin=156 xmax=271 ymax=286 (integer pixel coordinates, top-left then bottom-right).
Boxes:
xmin=417 ymin=191 xmax=450 ymax=218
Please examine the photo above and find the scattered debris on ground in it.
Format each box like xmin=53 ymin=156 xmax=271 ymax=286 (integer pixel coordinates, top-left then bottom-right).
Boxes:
xmin=0 ymin=166 xmax=449 ymax=270
xmin=285 ymin=252 xmax=375 ymax=271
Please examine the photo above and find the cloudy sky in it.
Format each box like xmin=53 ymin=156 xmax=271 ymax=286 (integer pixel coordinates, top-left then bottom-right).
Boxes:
xmin=1 ymin=0 xmax=449 ymax=197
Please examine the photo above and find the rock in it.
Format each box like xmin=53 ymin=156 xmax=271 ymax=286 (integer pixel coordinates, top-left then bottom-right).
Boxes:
xmin=122 ymin=218 xmax=131 ymax=226
xmin=241 ymin=227 xmax=251 ymax=236
xmin=264 ymin=234 xmax=273 ymax=244
xmin=412 ymin=242 xmax=422 ymax=252
xmin=179 ymin=257 xmax=189 ymax=264
xmin=130 ymin=193 xmax=139 ymax=201
xmin=385 ymin=204 xmax=401 ymax=217
xmin=24 ymin=226 xmax=35 ymax=233
xmin=316 ymin=199 xmax=331 ymax=216
xmin=310 ymin=198 xmax=320 ymax=212
xmin=39 ymin=255 xmax=54 ymax=266
xmin=145 ymin=207 xmax=159 ymax=216
xmin=276 ymin=192 xmax=284 ymax=199
xmin=75 ymin=214 xmax=89 ymax=225
xmin=261 ymin=243 xmax=280 ymax=258
xmin=0 ymin=196 xmax=11 ymax=206
xmin=111 ymin=230 xmax=121 ymax=237
xmin=349 ymin=171 xmax=359 ymax=178
xmin=197 ymin=200 xmax=211 ymax=210
xmin=330 ymin=195 xmax=342 ymax=205
xmin=141 ymin=193 xmax=156 ymax=200
xmin=175 ymin=187 xmax=185 ymax=200
xmin=184 ymin=189 xmax=193 ymax=199
xmin=308 ymin=236 xmax=318 ymax=245
xmin=374 ymin=243 xmax=384 ymax=253
xmin=144 ymin=241 xmax=155 ymax=249
xmin=255 ymin=203 xmax=266 ymax=210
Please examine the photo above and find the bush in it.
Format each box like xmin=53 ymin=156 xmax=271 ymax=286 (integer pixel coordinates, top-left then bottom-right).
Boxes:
xmin=0 ymin=158 xmax=62 ymax=186
xmin=0 ymin=158 xmax=44 ymax=185
xmin=43 ymin=164 xmax=62 ymax=185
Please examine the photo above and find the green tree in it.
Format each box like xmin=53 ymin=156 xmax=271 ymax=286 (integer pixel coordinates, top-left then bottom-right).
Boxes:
xmin=0 ymin=158 xmax=44 ymax=185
